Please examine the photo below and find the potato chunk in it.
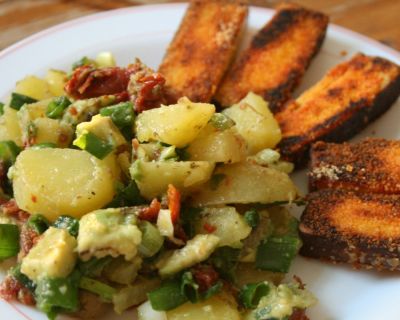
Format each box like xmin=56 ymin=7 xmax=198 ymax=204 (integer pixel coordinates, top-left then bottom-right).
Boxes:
xmin=223 ymin=92 xmax=281 ymax=154
xmin=135 ymin=97 xmax=215 ymax=147
xmin=167 ymin=291 xmax=241 ymax=320
xmin=21 ymin=227 xmax=77 ymax=281
xmin=187 ymin=124 xmax=247 ymax=163
xmin=14 ymin=75 xmax=53 ymax=100
xmin=13 ymin=148 xmax=117 ymax=221
xmin=0 ymin=106 xmax=22 ymax=146
xmin=191 ymin=162 xmax=298 ymax=206
xmin=195 ymin=206 xmax=251 ymax=247
xmin=130 ymin=160 xmax=215 ymax=199
xmin=45 ymin=69 xmax=67 ymax=97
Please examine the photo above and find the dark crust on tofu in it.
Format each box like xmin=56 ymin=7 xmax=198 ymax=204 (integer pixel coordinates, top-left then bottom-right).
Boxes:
xmin=277 ymin=54 xmax=400 ymax=168
xmin=309 ymin=138 xmax=400 ymax=194
xmin=214 ymin=3 xmax=328 ymax=112
xmin=158 ymin=0 xmax=248 ymax=103
xmin=300 ymin=189 xmax=400 ymax=271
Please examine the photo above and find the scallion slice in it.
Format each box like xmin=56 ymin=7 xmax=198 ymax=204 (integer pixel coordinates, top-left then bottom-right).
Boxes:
xmin=9 ymin=92 xmax=37 ymax=110
xmin=239 ymin=282 xmax=270 ymax=309
xmin=73 ymin=131 xmax=113 ymax=159
xmin=46 ymin=96 xmax=71 ymax=119
xmin=0 ymin=224 xmax=19 ymax=260
xmin=148 ymin=279 xmax=188 ymax=311
xmin=138 ymin=221 xmax=164 ymax=257
xmin=99 ymin=102 xmax=134 ymax=129
xmin=0 ymin=140 xmax=21 ymax=166
xmin=79 ymin=276 xmax=117 ymax=302
xmin=27 ymin=214 xmax=50 ymax=234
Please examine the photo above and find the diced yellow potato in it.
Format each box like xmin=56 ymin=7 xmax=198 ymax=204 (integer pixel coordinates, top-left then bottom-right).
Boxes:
xmin=18 ymin=99 xmax=73 ymax=147
xmin=158 ymin=234 xmax=219 ymax=277
xmin=76 ymin=114 xmax=127 ymax=148
xmin=187 ymin=124 xmax=247 ymax=163
xmin=45 ymin=69 xmax=67 ymax=96
xmin=0 ymin=106 xmax=22 ymax=146
xmin=167 ymin=291 xmax=241 ymax=320
xmin=130 ymin=160 xmax=215 ymax=199
xmin=135 ymin=97 xmax=215 ymax=147
xmin=195 ymin=206 xmax=251 ymax=247
xmin=21 ymin=227 xmax=77 ymax=281
xmin=14 ymin=75 xmax=53 ymax=100
xmin=32 ymin=117 xmax=73 ymax=147
xmin=223 ymin=92 xmax=281 ymax=154
xmin=191 ymin=162 xmax=298 ymax=206
xmin=13 ymin=148 xmax=117 ymax=221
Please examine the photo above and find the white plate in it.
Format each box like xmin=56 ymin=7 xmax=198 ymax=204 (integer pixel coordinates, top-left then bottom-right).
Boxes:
xmin=1 ymin=3 xmax=399 ymax=320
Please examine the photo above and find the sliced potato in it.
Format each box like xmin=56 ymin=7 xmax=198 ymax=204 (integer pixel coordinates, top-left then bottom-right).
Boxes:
xmin=135 ymin=97 xmax=215 ymax=147
xmin=187 ymin=124 xmax=247 ymax=163
xmin=167 ymin=291 xmax=241 ymax=320
xmin=14 ymin=75 xmax=53 ymax=100
xmin=32 ymin=117 xmax=73 ymax=147
xmin=191 ymin=162 xmax=298 ymax=206
xmin=195 ymin=206 xmax=251 ymax=247
xmin=223 ymin=92 xmax=281 ymax=154
xmin=45 ymin=69 xmax=67 ymax=96
xmin=13 ymin=148 xmax=117 ymax=221
xmin=0 ymin=106 xmax=22 ymax=146
xmin=130 ymin=160 xmax=215 ymax=199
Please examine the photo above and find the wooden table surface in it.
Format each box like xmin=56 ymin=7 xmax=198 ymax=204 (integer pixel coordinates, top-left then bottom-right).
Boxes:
xmin=0 ymin=0 xmax=399 ymax=52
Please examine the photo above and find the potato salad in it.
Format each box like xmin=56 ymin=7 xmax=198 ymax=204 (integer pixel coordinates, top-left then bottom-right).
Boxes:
xmin=0 ymin=53 xmax=315 ymax=320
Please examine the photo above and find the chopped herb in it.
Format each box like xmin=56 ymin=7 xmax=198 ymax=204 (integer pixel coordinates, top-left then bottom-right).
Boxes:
xmin=27 ymin=214 xmax=50 ymax=234
xmin=9 ymin=93 xmax=37 ymax=110
xmin=239 ymin=282 xmax=270 ymax=309
xmin=73 ymin=131 xmax=113 ymax=159
xmin=46 ymin=96 xmax=71 ymax=119
xmin=53 ymin=215 xmax=79 ymax=237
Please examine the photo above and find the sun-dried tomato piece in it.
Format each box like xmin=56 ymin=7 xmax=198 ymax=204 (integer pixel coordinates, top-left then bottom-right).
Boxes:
xmin=19 ymin=225 xmax=40 ymax=258
xmin=2 ymin=199 xmax=30 ymax=222
xmin=65 ymin=66 xmax=132 ymax=100
xmin=191 ymin=265 xmax=220 ymax=292
xmin=0 ymin=276 xmax=21 ymax=301
xmin=290 ymin=309 xmax=309 ymax=320
xmin=138 ymin=198 xmax=161 ymax=222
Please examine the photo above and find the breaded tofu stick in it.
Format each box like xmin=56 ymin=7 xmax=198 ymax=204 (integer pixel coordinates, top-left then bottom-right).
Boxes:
xmin=277 ymin=53 xmax=400 ymax=167
xmin=300 ymin=189 xmax=400 ymax=271
xmin=158 ymin=0 xmax=248 ymax=103
xmin=309 ymin=138 xmax=400 ymax=194
xmin=214 ymin=3 xmax=328 ymax=112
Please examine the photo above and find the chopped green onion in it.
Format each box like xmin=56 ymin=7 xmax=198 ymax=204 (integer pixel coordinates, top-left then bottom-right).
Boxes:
xmin=9 ymin=92 xmax=37 ymax=110
xmin=99 ymin=102 xmax=134 ymax=129
xmin=0 ymin=224 xmax=20 ymax=260
xmin=27 ymin=214 xmax=50 ymax=234
xmin=209 ymin=113 xmax=235 ymax=130
xmin=181 ymin=271 xmax=200 ymax=303
xmin=0 ymin=140 xmax=21 ymax=166
xmin=130 ymin=160 xmax=143 ymax=181
xmin=255 ymin=235 xmax=302 ymax=273
xmin=203 ymin=281 xmax=223 ymax=300
xmin=30 ymin=142 xmax=57 ymax=149
xmin=73 ymin=131 xmax=113 ymax=159
xmin=138 ymin=221 xmax=164 ymax=257
xmin=0 ymin=102 xmax=4 ymax=116
xmin=244 ymin=209 xmax=260 ymax=228
xmin=239 ymin=282 xmax=270 ymax=309
xmin=78 ymin=257 xmax=112 ymax=278
xmin=72 ymin=56 xmax=96 ymax=70
xmin=180 ymin=206 xmax=202 ymax=238
xmin=148 ymin=279 xmax=188 ymax=311
xmin=46 ymin=96 xmax=71 ymax=119
xmin=9 ymin=264 xmax=36 ymax=292
xmin=53 ymin=215 xmax=79 ymax=237
xmin=79 ymin=276 xmax=117 ymax=302
xmin=35 ymin=271 xmax=81 ymax=319
xmin=107 ymin=181 xmax=145 ymax=207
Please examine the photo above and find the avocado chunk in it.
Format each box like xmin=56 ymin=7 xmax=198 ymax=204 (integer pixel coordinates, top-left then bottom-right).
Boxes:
xmin=21 ymin=227 xmax=77 ymax=281
xmin=77 ymin=208 xmax=142 ymax=261
xmin=158 ymin=234 xmax=220 ymax=277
